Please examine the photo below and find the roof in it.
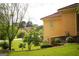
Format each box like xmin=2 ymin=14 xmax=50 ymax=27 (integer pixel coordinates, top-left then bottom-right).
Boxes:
xmin=41 ymin=3 xmax=79 ymax=20
xmin=41 ymin=12 xmax=60 ymax=19
xmin=58 ymin=3 xmax=79 ymax=11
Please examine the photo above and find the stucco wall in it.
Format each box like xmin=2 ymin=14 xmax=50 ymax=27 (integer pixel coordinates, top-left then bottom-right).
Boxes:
xmin=61 ymin=8 xmax=77 ymax=36
xmin=43 ymin=8 xmax=77 ymax=41
xmin=43 ymin=16 xmax=65 ymax=41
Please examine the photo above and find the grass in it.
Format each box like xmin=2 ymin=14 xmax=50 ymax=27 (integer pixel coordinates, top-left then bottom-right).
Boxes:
xmin=1 ymin=39 xmax=79 ymax=56
xmin=12 ymin=39 xmax=40 ymax=51
xmin=9 ymin=41 xmax=79 ymax=56
xmin=0 ymin=39 xmax=40 ymax=55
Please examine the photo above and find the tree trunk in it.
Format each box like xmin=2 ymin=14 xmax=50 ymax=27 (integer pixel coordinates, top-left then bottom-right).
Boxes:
xmin=9 ymin=40 xmax=12 ymax=51
xmin=28 ymin=44 xmax=31 ymax=51
xmin=22 ymin=48 xmax=23 ymax=51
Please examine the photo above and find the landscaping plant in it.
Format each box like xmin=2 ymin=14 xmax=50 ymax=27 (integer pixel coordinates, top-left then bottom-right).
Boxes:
xmin=0 ymin=3 xmax=28 ymax=50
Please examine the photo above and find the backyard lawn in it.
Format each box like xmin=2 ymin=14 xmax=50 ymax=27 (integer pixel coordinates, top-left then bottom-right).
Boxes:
xmin=8 ymin=39 xmax=79 ymax=56
xmin=11 ymin=39 xmax=40 ymax=51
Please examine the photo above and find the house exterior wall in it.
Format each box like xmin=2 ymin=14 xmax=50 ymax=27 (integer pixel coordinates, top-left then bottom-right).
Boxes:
xmin=60 ymin=8 xmax=77 ymax=36
xmin=42 ymin=8 xmax=77 ymax=41
xmin=43 ymin=19 xmax=52 ymax=41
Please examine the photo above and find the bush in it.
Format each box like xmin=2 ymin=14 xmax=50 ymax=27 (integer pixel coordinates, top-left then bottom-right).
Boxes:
xmin=51 ymin=37 xmax=63 ymax=46
xmin=66 ymin=36 xmax=74 ymax=43
xmin=54 ymin=38 xmax=62 ymax=43
xmin=51 ymin=38 xmax=62 ymax=44
xmin=19 ymin=43 xmax=23 ymax=48
xmin=1 ymin=42 xmax=9 ymax=50
xmin=19 ymin=43 xmax=26 ymax=51
xmin=41 ymin=45 xmax=52 ymax=48
xmin=19 ymin=43 xmax=26 ymax=48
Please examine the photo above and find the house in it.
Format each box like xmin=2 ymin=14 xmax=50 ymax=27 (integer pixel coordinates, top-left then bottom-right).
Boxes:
xmin=41 ymin=3 xmax=79 ymax=42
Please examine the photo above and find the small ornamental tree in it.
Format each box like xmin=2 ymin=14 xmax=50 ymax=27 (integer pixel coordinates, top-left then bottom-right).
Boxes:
xmin=0 ymin=3 xmax=28 ymax=50
xmin=23 ymin=32 xmax=33 ymax=51
xmin=23 ymin=26 xmax=43 ymax=50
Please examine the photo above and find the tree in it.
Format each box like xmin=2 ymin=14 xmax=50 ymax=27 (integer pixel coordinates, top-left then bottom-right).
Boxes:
xmin=26 ymin=21 xmax=33 ymax=27
xmin=0 ymin=3 xmax=28 ymax=50
xmin=23 ymin=26 xmax=43 ymax=50
xmin=19 ymin=21 xmax=26 ymax=28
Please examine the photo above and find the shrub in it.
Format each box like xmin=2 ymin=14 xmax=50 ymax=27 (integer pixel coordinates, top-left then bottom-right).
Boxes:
xmin=1 ymin=42 xmax=9 ymax=50
xmin=19 ymin=43 xmax=26 ymax=48
xmin=19 ymin=43 xmax=23 ymax=48
xmin=51 ymin=38 xmax=62 ymax=44
xmin=41 ymin=45 xmax=52 ymax=48
xmin=19 ymin=43 xmax=26 ymax=51
xmin=66 ymin=36 xmax=74 ymax=43
xmin=51 ymin=37 xmax=63 ymax=46
xmin=54 ymin=38 xmax=62 ymax=43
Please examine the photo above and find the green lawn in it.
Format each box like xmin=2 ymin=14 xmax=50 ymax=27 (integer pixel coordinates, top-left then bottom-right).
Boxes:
xmin=9 ymin=40 xmax=79 ymax=56
xmin=1 ymin=39 xmax=79 ymax=56
xmin=12 ymin=39 xmax=40 ymax=51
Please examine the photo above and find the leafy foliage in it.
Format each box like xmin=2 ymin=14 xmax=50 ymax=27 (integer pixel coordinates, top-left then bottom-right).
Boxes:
xmin=51 ymin=37 xmax=63 ymax=46
xmin=26 ymin=21 xmax=33 ymax=27
xmin=23 ymin=26 xmax=43 ymax=50
xmin=0 ymin=3 xmax=28 ymax=50
xmin=1 ymin=42 xmax=9 ymax=50
xmin=54 ymin=38 xmax=62 ymax=43
xmin=17 ymin=32 xmax=25 ymax=38
xmin=19 ymin=43 xmax=26 ymax=51
xmin=19 ymin=21 xmax=26 ymax=28
xmin=66 ymin=36 xmax=74 ymax=43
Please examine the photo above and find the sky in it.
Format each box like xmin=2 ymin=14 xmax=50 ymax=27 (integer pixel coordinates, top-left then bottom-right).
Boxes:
xmin=1 ymin=0 xmax=79 ymax=25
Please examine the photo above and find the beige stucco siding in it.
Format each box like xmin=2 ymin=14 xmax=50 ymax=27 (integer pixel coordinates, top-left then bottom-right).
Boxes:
xmin=61 ymin=9 xmax=77 ymax=36
xmin=42 ymin=4 xmax=78 ymax=41
xmin=43 ymin=16 xmax=65 ymax=40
